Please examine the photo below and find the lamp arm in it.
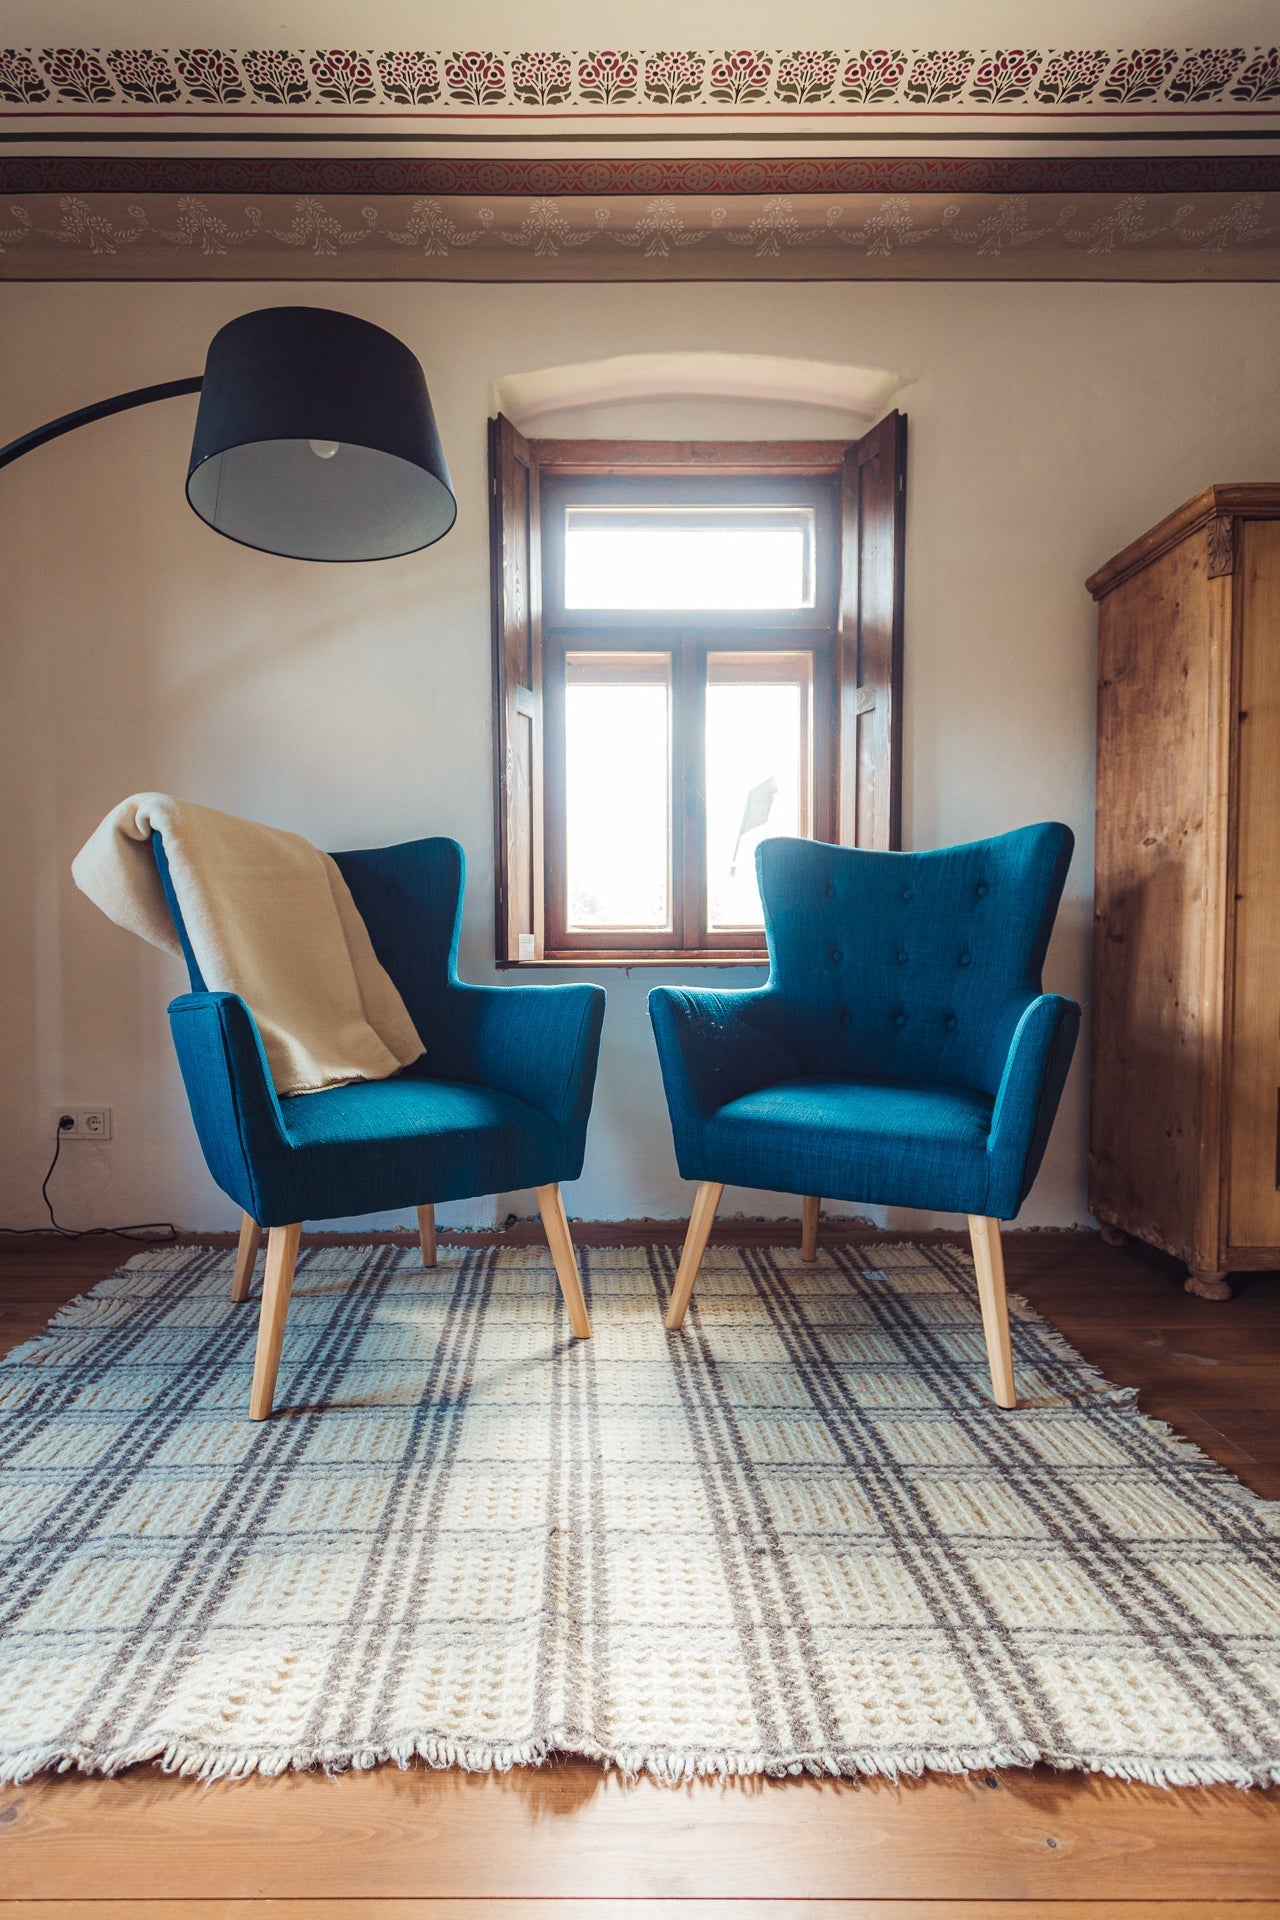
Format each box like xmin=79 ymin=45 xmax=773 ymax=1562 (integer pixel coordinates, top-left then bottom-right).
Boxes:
xmin=0 ymin=375 xmax=203 ymax=473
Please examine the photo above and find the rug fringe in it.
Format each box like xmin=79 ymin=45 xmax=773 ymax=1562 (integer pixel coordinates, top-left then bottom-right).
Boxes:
xmin=1002 ymin=1282 xmax=1280 ymax=1528
xmin=3 ymin=1734 xmax=1280 ymax=1792
xmin=0 ymin=1288 xmax=135 ymax=1370
xmin=1005 ymin=1293 xmax=1142 ymax=1407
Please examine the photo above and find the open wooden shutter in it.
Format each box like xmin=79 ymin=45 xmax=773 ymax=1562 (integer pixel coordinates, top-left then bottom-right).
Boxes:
xmin=838 ymin=409 xmax=907 ymax=850
xmin=489 ymin=414 xmax=545 ymax=963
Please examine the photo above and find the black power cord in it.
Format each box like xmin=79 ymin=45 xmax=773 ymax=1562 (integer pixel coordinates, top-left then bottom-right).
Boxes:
xmin=0 ymin=1116 xmax=177 ymax=1242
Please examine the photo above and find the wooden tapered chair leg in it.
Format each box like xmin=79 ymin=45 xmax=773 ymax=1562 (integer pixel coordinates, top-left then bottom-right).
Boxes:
xmin=535 ymin=1183 xmax=591 ymax=1338
xmin=249 ymin=1223 xmax=302 ymax=1421
xmin=801 ymin=1194 xmax=821 ymax=1263
xmin=666 ymin=1181 xmax=724 ymax=1331
xmin=968 ymin=1214 xmax=1017 ymax=1410
xmin=416 ymin=1203 xmax=437 ymax=1268
xmin=231 ymin=1213 xmax=262 ymax=1303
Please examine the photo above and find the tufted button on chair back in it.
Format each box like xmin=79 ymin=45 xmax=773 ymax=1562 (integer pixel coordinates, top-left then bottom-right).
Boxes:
xmin=756 ymin=823 xmax=1074 ymax=1096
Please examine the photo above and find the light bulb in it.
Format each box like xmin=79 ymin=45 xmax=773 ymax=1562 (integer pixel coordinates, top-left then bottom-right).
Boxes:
xmin=308 ymin=438 xmax=340 ymax=460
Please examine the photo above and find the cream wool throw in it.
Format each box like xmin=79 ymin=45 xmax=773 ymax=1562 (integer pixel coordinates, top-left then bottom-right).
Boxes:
xmin=71 ymin=794 xmax=424 ymax=1097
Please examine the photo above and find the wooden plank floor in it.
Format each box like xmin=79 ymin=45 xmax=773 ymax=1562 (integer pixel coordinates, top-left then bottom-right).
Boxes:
xmin=1 ymin=1226 xmax=1277 ymax=1915
xmin=4 ymin=1908 xmax=1279 ymax=1920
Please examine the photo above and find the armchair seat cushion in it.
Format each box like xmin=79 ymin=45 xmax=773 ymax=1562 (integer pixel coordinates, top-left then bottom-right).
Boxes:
xmin=703 ymin=1076 xmax=997 ymax=1216
xmin=267 ymin=1067 xmax=564 ymax=1223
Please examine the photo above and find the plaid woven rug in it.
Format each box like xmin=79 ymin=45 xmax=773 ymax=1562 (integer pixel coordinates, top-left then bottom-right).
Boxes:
xmin=2 ymin=1241 xmax=1278 ymax=1787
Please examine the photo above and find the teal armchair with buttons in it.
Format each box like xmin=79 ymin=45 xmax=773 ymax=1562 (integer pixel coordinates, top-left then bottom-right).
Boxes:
xmin=156 ymin=834 xmax=605 ymax=1419
xmin=648 ymin=824 xmax=1079 ymax=1407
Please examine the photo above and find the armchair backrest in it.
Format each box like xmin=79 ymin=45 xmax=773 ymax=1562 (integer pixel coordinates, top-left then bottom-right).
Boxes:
xmin=151 ymin=830 xmax=468 ymax=1054
xmin=330 ymin=835 xmax=464 ymax=1013
xmin=757 ymin=823 xmax=1073 ymax=1096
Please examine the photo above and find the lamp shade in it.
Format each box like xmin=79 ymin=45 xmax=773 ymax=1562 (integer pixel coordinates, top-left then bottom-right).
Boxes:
xmin=186 ymin=306 xmax=456 ymax=561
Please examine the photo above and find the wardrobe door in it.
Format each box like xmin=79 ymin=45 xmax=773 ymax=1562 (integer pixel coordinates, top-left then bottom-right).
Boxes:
xmin=1227 ymin=518 xmax=1280 ymax=1253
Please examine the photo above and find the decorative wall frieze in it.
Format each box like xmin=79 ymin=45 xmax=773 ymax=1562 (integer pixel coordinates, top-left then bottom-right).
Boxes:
xmin=2 ymin=189 xmax=1277 ymax=281
xmin=1 ymin=45 xmax=1277 ymax=117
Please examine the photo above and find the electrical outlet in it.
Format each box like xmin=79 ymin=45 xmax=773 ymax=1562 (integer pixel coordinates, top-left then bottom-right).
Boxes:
xmin=56 ymin=1107 xmax=112 ymax=1141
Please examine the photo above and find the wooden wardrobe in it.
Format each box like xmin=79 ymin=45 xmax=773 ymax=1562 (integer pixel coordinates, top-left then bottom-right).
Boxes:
xmin=1088 ymin=485 xmax=1280 ymax=1299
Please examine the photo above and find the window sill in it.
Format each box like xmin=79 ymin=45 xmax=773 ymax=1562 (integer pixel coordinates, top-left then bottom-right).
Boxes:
xmin=498 ymin=952 xmax=769 ymax=970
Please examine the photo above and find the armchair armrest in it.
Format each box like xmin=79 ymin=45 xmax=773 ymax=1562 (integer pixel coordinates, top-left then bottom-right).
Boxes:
xmin=448 ymin=981 xmax=605 ymax=1151
xmin=649 ymin=985 xmax=797 ymax=1159
xmin=167 ymin=992 xmax=289 ymax=1224
xmin=985 ymin=992 xmax=1081 ymax=1218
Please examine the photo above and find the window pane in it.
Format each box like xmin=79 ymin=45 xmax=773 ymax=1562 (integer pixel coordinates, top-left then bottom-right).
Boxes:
xmin=565 ymin=654 xmax=671 ymax=931
xmin=705 ymin=654 xmax=812 ymax=932
xmin=564 ymin=507 xmax=814 ymax=610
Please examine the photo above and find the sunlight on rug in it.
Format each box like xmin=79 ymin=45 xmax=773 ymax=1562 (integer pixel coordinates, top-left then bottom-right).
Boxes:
xmin=1 ymin=1240 xmax=1278 ymax=1787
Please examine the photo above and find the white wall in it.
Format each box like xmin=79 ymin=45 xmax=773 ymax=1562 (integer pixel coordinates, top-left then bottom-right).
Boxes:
xmin=3 ymin=278 xmax=1279 ymax=1231
xmin=11 ymin=1 xmax=1273 ymax=54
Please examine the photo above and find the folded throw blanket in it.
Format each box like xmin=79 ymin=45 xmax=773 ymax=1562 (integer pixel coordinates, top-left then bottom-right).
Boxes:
xmin=72 ymin=794 xmax=425 ymax=1098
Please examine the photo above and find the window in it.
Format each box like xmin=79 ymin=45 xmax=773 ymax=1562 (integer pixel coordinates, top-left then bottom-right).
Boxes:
xmin=561 ymin=504 xmax=815 ymax=610
xmin=490 ymin=419 xmax=906 ymax=964
xmin=541 ymin=472 xmax=837 ymax=956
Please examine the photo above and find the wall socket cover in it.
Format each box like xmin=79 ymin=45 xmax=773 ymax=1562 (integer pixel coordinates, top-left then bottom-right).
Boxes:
xmin=58 ymin=1107 xmax=112 ymax=1141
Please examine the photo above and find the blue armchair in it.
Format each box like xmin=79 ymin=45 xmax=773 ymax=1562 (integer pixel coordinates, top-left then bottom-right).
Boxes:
xmin=155 ymin=834 xmax=605 ymax=1419
xmin=649 ymin=824 xmax=1079 ymax=1407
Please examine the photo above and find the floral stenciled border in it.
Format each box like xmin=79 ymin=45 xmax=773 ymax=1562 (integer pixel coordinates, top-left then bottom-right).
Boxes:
xmin=2 ymin=191 xmax=1277 ymax=281
xmin=1 ymin=46 xmax=1278 ymax=113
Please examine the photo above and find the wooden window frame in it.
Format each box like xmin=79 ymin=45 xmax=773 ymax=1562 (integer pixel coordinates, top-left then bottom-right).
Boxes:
xmin=490 ymin=422 xmax=906 ymax=967
xmin=545 ymin=632 xmax=833 ymax=960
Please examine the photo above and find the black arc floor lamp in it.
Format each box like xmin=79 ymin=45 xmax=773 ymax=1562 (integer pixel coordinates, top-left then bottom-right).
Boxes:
xmin=0 ymin=304 xmax=456 ymax=561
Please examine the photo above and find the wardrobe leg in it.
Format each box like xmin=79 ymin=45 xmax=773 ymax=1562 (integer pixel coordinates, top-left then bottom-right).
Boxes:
xmin=666 ymin=1181 xmax=725 ymax=1331
xmin=1185 ymin=1267 xmax=1232 ymax=1301
xmin=249 ymin=1223 xmax=302 ymax=1421
xmin=231 ymin=1213 xmax=262 ymax=1303
xmin=967 ymin=1214 xmax=1017 ymax=1410
xmin=535 ymin=1183 xmax=591 ymax=1338
xmin=801 ymin=1195 xmax=821 ymax=1263
xmin=416 ymin=1203 xmax=437 ymax=1268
